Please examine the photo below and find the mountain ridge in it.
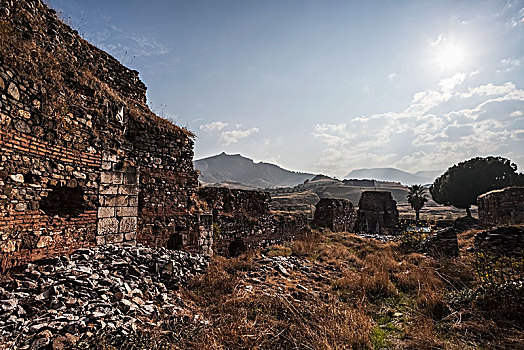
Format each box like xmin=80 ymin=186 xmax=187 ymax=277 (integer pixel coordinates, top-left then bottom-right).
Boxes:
xmin=194 ymin=152 xmax=315 ymax=188
xmin=345 ymin=167 xmax=443 ymax=185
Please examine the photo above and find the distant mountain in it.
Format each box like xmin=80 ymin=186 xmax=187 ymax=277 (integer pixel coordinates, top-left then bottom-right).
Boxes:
xmin=194 ymin=153 xmax=316 ymax=188
xmin=344 ymin=167 xmax=443 ymax=185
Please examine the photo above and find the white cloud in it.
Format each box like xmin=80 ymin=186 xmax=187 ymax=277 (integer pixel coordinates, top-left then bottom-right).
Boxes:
xmin=313 ymin=73 xmax=524 ymax=176
xmin=200 ymin=121 xmax=229 ymax=132
xmin=431 ymin=33 xmax=445 ymax=46
xmin=460 ymin=82 xmax=516 ymax=98
xmin=405 ymin=73 xmax=466 ymax=114
xmin=219 ymin=127 xmax=259 ymax=145
xmin=387 ymin=73 xmax=398 ymax=81
xmin=500 ymin=58 xmax=521 ymax=71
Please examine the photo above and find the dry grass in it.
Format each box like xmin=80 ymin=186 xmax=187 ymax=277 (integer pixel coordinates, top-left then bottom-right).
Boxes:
xmin=78 ymin=230 xmax=522 ymax=349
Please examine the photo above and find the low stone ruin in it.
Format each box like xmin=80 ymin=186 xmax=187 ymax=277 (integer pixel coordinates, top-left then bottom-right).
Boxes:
xmin=311 ymin=198 xmax=357 ymax=232
xmin=474 ymin=226 xmax=524 ymax=256
xmin=0 ymin=244 xmax=209 ymax=349
xmin=197 ymin=187 xmax=310 ymax=256
xmin=355 ymin=191 xmax=399 ymax=234
xmin=420 ymin=227 xmax=459 ymax=258
xmin=477 ymin=187 xmax=524 ymax=227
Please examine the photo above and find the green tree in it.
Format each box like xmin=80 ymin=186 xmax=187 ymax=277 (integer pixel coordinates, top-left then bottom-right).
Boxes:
xmin=407 ymin=184 xmax=428 ymax=221
xmin=430 ymin=156 xmax=523 ymax=216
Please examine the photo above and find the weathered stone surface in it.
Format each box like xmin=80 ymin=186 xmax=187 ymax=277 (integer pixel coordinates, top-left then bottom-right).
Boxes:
xmin=9 ymin=174 xmax=24 ymax=183
xmin=7 ymin=82 xmax=19 ymax=100
xmin=355 ymin=191 xmax=399 ymax=234
xmin=311 ymin=198 xmax=356 ymax=232
xmin=198 ymin=187 xmax=310 ymax=256
xmin=474 ymin=226 xmax=524 ymax=256
xmin=120 ymin=217 xmax=137 ymax=233
xmin=98 ymin=218 xmax=119 ymax=235
xmin=478 ymin=187 xmax=524 ymax=227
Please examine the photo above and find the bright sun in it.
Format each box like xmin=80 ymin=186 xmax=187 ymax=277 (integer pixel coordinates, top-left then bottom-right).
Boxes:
xmin=435 ymin=44 xmax=465 ymax=71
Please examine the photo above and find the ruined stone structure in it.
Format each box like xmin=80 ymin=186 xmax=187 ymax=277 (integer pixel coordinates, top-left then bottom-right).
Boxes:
xmin=477 ymin=187 xmax=524 ymax=227
xmin=198 ymin=187 xmax=309 ymax=256
xmin=0 ymin=0 xmax=212 ymax=269
xmin=421 ymin=228 xmax=459 ymax=258
xmin=311 ymin=198 xmax=357 ymax=232
xmin=355 ymin=191 xmax=399 ymax=234
xmin=475 ymin=226 xmax=524 ymax=256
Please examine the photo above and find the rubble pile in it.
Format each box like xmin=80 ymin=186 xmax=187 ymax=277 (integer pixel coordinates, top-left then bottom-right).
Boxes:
xmin=0 ymin=244 xmax=209 ymax=349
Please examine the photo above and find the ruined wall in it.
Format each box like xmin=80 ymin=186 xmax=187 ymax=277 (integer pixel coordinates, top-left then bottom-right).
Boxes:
xmin=355 ymin=191 xmax=399 ymax=234
xmin=0 ymin=0 xmax=208 ymax=268
xmin=198 ymin=187 xmax=309 ymax=256
xmin=475 ymin=226 xmax=524 ymax=256
xmin=311 ymin=198 xmax=357 ymax=232
xmin=477 ymin=187 xmax=524 ymax=227
xmin=129 ymin=116 xmax=212 ymax=256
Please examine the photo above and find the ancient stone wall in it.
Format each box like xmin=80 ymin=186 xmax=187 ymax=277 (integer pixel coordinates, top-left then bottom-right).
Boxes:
xmin=477 ymin=187 xmax=524 ymax=227
xmin=311 ymin=198 xmax=357 ymax=232
xmin=198 ymin=187 xmax=309 ymax=256
xmin=355 ymin=191 xmax=399 ymax=234
xmin=129 ymin=116 xmax=212 ymax=255
xmin=0 ymin=0 xmax=210 ymax=268
xmin=475 ymin=226 xmax=524 ymax=256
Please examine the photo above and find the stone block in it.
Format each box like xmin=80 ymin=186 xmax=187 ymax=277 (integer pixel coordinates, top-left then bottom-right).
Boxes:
xmin=100 ymin=172 xmax=122 ymax=185
xmin=99 ymin=184 xmax=119 ymax=195
xmin=7 ymin=82 xmax=19 ymax=100
xmin=118 ymin=185 xmax=138 ymax=195
xmin=103 ymin=153 xmax=118 ymax=162
xmin=123 ymin=173 xmax=138 ymax=185
xmin=124 ymin=231 xmax=137 ymax=242
xmin=116 ymin=206 xmax=138 ymax=217
xmin=98 ymin=217 xmax=119 ymax=235
xmin=120 ymin=217 xmax=137 ymax=233
xmin=104 ymin=195 xmax=128 ymax=207
xmin=128 ymin=196 xmax=138 ymax=206
xmin=97 ymin=207 xmax=115 ymax=219
xmin=96 ymin=235 xmax=106 ymax=245
xmin=105 ymin=233 xmax=124 ymax=244
xmin=36 ymin=236 xmax=53 ymax=249
xmin=101 ymin=161 xmax=112 ymax=171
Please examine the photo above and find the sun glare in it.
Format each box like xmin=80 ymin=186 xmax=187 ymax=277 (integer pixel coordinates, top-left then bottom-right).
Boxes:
xmin=435 ymin=44 xmax=465 ymax=71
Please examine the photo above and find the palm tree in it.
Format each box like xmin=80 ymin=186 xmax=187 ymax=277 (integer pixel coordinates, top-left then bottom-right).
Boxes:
xmin=407 ymin=184 xmax=428 ymax=222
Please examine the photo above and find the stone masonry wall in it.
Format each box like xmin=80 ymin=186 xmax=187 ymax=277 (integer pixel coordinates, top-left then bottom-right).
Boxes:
xmin=0 ymin=0 xmax=210 ymax=268
xmin=355 ymin=191 xmax=399 ymax=234
xmin=198 ymin=187 xmax=309 ymax=256
xmin=477 ymin=187 xmax=524 ymax=227
xmin=311 ymin=198 xmax=357 ymax=232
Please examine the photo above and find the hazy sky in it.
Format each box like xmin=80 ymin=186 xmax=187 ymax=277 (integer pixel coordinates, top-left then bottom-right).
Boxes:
xmin=49 ymin=0 xmax=524 ymax=177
